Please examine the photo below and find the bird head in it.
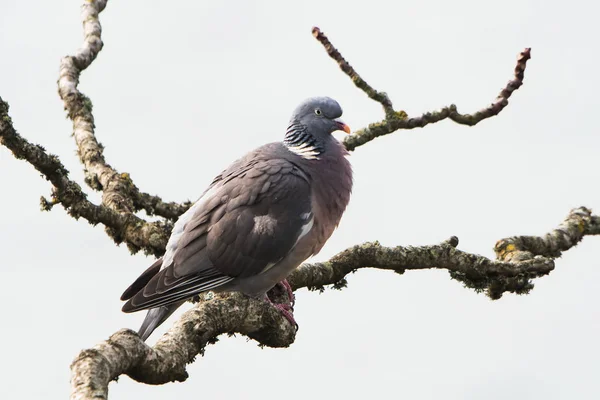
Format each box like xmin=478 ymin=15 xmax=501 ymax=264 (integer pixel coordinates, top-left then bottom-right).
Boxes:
xmin=289 ymin=97 xmax=351 ymax=138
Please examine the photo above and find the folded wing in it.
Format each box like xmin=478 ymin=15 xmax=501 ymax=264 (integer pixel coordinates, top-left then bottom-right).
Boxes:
xmin=121 ymin=157 xmax=312 ymax=312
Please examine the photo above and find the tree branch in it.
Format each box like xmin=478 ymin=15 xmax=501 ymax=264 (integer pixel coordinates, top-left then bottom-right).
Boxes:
xmin=312 ymin=27 xmax=395 ymax=118
xmin=3 ymin=8 xmax=532 ymax=257
xmin=0 ymin=4 xmax=569 ymax=399
xmin=0 ymin=98 xmax=169 ymax=256
xmin=312 ymin=27 xmax=531 ymax=151
xmin=291 ymin=207 xmax=600 ymax=300
xmin=69 ymin=207 xmax=599 ymax=399
xmin=70 ymin=293 xmax=296 ymax=400
xmin=57 ymin=0 xmax=189 ymax=221
xmin=129 ymin=188 xmax=192 ymax=221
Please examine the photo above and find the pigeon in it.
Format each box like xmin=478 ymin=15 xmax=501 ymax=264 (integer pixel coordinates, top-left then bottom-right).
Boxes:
xmin=121 ymin=96 xmax=353 ymax=341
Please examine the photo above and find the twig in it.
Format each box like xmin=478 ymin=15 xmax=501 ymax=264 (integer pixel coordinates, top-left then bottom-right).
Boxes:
xmin=342 ymin=48 xmax=531 ymax=151
xmin=312 ymin=27 xmax=531 ymax=151
xmin=130 ymin=189 xmax=192 ymax=221
xmin=312 ymin=27 xmax=396 ymax=118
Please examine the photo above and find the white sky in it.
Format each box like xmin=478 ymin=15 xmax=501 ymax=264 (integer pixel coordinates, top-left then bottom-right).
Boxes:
xmin=1 ymin=0 xmax=599 ymax=399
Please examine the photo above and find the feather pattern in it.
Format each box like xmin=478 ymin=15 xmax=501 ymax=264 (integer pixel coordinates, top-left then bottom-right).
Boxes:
xmin=122 ymin=145 xmax=314 ymax=313
xmin=284 ymin=122 xmax=324 ymax=160
xmin=120 ymin=96 xmax=353 ymax=341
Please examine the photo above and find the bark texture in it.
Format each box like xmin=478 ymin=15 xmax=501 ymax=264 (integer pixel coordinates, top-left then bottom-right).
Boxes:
xmin=57 ymin=0 xmax=190 ymax=223
xmin=0 ymin=99 xmax=170 ymax=256
xmin=0 ymin=2 xmax=533 ymax=258
xmin=1 ymin=1 xmax=593 ymax=400
xmin=70 ymin=293 xmax=296 ymax=400
xmin=68 ymin=207 xmax=599 ymax=400
xmin=312 ymin=27 xmax=531 ymax=151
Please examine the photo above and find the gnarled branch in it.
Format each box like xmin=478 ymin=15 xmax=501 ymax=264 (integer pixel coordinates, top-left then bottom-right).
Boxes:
xmin=311 ymin=27 xmax=531 ymax=151
xmin=312 ymin=27 xmax=395 ymax=118
xmin=2 ymin=2 xmax=532 ymax=257
xmin=70 ymin=293 xmax=296 ymax=400
xmin=58 ymin=0 xmax=188 ymax=221
xmin=0 ymin=3 xmax=563 ymax=400
xmin=293 ymin=207 xmax=600 ymax=299
xmin=69 ymin=207 xmax=599 ymax=399
xmin=0 ymin=98 xmax=170 ymax=256
xmin=1 ymin=16 xmax=533 ymax=257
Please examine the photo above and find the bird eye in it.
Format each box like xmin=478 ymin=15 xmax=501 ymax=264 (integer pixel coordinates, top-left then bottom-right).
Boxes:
xmin=314 ymin=109 xmax=322 ymax=116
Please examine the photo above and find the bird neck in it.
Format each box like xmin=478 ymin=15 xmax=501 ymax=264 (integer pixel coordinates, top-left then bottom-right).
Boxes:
xmin=283 ymin=121 xmax=325 ymax=160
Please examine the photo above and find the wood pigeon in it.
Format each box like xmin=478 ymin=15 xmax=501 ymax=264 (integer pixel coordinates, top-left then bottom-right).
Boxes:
xmin=120 ymin=97 xmax=353 ymax=341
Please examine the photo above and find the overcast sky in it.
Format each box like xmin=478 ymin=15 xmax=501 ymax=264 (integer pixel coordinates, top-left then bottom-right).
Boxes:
xmin=1 ymin=0 xmax=599 ymax=399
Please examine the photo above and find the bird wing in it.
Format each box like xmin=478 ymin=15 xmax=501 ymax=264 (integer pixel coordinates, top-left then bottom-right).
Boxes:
xmin=122 ymin=156 xmax=313 ymax=312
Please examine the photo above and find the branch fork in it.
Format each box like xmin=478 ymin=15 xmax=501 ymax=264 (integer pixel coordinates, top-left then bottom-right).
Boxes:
xmin=4 ymin=3 xmax=594 ymax=400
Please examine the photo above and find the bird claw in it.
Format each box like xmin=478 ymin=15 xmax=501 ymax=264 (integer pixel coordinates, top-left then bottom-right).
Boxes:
xmin=279 ymin=279 xmax=295 ymax=308
xmin=267 ymin=279 xmax=295 ymax=309
xmin=273 ymin=303 xmax=299 ymax=331
xmin=263 ymin=291 xmax=298 ymax=331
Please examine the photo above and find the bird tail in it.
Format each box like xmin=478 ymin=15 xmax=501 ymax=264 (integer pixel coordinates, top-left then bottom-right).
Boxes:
xmin=137 ymin=301 xmax=185 ymax=341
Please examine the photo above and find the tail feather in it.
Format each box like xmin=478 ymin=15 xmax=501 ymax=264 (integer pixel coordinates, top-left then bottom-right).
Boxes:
xmin=137 ymin=301 xmax=185 ymax=341
xmin=121 ymin=258 xmax=163 ymax=301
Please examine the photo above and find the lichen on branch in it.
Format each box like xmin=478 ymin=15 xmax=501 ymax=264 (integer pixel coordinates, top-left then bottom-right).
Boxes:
xmin=312 ymin=26 xmax=395 ymax=118
xmin=0 ymin=97 xmax=170 ymax=256
xmin=312 ymin=27 xmax=531 ymax=151
xmin=67 ymin=206 xmax=599 ymax=399
xmin=70 ymin=292 xmax=296 ymax=400
xmin=57 ymin=0 xmax=189 ymax=222
xmin=4 ymin=4 xmax=535 ymax=257
xmin=1 ymin=3 xmax=592 ymax=400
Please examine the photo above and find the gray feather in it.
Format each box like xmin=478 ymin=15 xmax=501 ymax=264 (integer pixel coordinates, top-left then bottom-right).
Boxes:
xmin=121 ymin=96 xmax=353 ymax=339
xmin=137 ymin=302 xmax=184 ymax=341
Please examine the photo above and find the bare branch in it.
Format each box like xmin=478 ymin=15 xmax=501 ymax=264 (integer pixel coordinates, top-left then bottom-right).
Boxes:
xmin=312 ymin=27 xmax=531 ymax=151
xmin=290 ymin=208 xmax=598 ymax=300
xmin=69 ymin=207 xmax=598 ymax=398
xmin=70 ymin=293 xmax=296 ymax=400
xmin=58 ymin=0 xmax=115 ymax=202
xmin=495 ymin=206 xmax=600 ymax=261
xmin=3 ymin=11 xmax=532 ymax=257
xmin=129 ymin=188 xmax=192 ymax=221
xmin=288 ymin=237 xmax=553 ymax=296
xmin=0 ymin=98 xmax=170 ymax=256
xmin=0 ymin=2 xmax=584 ymax=394
xmin=489 ymin=206 xmax=600 ymax=297
xmin=342 ymin=48 xmax=531 ymax=151
xmin=312 ymin=27 xmax=395 ymax=118
xmin=57 ymin=0 xmax=188 ymax=221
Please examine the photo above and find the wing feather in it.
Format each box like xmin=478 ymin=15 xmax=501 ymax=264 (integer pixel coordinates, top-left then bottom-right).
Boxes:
xmin=121 ymin=152 xmax=312 ymax=313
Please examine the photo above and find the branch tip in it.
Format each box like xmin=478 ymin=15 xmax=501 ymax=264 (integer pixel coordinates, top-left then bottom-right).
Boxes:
xmin=312 ymin=26 xmax=395 ymax=117
xmin=343 ymin=46 xmax=533 ymax=151
xmin=445 ymin=236 xmax=460 ymax=247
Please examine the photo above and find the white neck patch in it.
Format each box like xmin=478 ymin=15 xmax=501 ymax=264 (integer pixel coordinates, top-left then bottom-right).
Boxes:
xmin=286 ymin=143 xmax=321 ymax=160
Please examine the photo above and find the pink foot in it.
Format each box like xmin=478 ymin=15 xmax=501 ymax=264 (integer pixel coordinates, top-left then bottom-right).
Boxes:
xmin=274 ymin=303 xmax=298 ymax=330
xmin=279 ymin=279 xmax=295 ymax=308
xmin=264 ymin=293 xmax=298 ymax=331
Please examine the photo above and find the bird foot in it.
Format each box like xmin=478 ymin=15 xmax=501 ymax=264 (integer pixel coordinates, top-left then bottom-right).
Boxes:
xmin=278 ymin=279 xmax=295 ymax=308
xmin=263 ymin=293 xmax=298 ymax=331
xmin=273 ymin=303 xmax=298 ymax=330
xmin=267 ymin=279 xmax=295 ymax=309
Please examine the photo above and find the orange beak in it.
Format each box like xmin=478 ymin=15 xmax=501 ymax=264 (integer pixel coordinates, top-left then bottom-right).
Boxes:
xmin=335 ymin=119 xmax=351 ymax=134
